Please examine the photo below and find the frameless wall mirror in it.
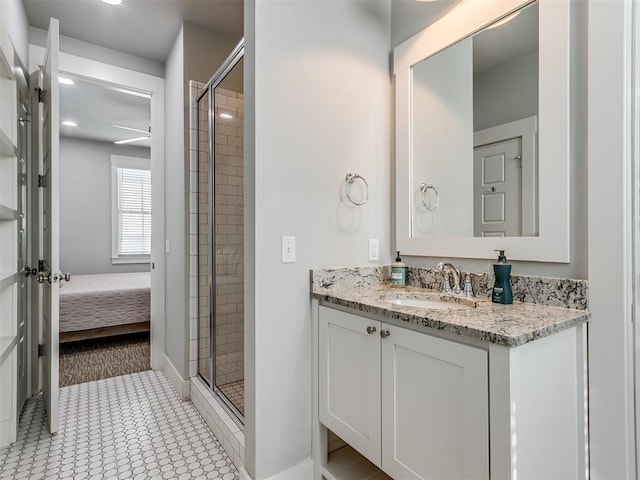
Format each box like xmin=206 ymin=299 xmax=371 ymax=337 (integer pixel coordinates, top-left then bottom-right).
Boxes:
xmin=394 ymin=0 xmax=570 ymax=262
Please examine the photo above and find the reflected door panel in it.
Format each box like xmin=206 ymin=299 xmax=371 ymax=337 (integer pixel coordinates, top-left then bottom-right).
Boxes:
xmin=473 ymin=137 xmax=522 ymax=237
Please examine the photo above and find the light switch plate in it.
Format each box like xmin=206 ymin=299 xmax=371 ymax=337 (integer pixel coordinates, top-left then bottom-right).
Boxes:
xmin=282 ymin=236 xmax=296 ymax=263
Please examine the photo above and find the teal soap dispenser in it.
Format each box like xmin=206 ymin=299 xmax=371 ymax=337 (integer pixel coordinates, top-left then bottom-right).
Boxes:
xmin=492 ymin=250 xmax=513 ymax=305
xmin=391 ymin=251 xmax=407 ymax=287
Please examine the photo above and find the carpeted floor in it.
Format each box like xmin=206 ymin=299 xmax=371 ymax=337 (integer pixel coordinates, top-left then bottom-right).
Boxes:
xmin=59 ymin=333 xmax=150 ymax=387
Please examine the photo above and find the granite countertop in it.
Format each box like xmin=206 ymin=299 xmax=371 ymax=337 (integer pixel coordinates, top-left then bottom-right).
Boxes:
xmin=313 ymin=283 xmax=590 ymax=347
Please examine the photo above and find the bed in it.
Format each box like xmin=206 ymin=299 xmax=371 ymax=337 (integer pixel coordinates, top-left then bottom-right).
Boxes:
xmin=59 ymin=272 xmax=150 ymax=342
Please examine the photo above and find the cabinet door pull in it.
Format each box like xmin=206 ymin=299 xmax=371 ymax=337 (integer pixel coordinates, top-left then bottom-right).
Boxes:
xmin=380 ymin=330 xmax=390 ymax=339
xmin=366 ymin=326 xmax=377 ymax=335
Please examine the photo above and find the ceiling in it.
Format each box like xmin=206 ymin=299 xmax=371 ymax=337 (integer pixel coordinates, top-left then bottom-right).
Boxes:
xmin=23 ymin=0 xmax=243 ymax=148
xmin=59 ymin=74 xmax=151 ymax=147
xmin=473 ymin=2 xmax=538 ymax=75
xmin=23 ymin=0 xmax=244 ymax=64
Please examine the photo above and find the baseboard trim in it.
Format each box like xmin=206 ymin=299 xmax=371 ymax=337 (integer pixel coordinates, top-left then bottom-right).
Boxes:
xmin=163 ymin=354 xmax=190 ymax=401
xmin=239 ymin=466 xmax=252 ymax=480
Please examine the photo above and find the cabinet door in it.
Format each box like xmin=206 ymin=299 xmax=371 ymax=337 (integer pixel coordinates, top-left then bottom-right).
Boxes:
xmin=319 ymin=306 xmax=382 ymax=467
xmin=381 ymin=324 xmax=489 ymax=480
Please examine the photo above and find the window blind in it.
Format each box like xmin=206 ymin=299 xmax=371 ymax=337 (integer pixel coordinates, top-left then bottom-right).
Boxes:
xmin=117 ymin=167 xmax=151 ymax=256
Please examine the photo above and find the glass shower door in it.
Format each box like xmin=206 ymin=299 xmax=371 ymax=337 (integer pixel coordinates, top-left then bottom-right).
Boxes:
xmin=211 ymin=57 xmax=245 ymax=417
xmin=196 ymin=50 xmax=245 ymax=422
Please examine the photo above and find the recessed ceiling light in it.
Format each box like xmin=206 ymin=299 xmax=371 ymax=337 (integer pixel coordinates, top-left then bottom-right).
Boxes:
xmin=59 ymin=77 xmax=74 ymax=85
xmin=61 ymin=120 xmax=77 ymax=127
xmin=114 ymin=136 xmax=149 ymax=145
xmin=219 ymin=113 xmax=233 ymax=120
xmin=101 ymin=0 xmax=122 ymax=5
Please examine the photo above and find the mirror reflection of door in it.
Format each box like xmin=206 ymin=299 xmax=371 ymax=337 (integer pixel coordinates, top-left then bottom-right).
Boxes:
xmin=409 ymin=0 xmax=538 ymax=239
xmin=473 ymin=137 xmax=522 ymax=237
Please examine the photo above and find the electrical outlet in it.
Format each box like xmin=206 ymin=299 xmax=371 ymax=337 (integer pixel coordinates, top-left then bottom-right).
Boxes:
xmin=368 ymin=239 xmax=379 ymax=261
xmin=282 ymin=236 xmax=296 ymax=263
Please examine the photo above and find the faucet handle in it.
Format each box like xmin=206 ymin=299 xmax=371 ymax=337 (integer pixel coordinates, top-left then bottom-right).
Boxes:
xmin=463 ymin=274 xmax=474 ymax=298
xmin=442 ymin=275 xmax=452 ymax=293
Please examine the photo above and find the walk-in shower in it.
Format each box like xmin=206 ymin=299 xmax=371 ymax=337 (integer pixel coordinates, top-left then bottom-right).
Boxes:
xmin=196 ymin=43 xmax=244 ymax=422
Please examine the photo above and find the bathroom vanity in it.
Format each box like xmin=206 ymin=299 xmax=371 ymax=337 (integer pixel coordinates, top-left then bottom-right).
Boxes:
xmin=311 ymin=267 xmax=589 ymax=480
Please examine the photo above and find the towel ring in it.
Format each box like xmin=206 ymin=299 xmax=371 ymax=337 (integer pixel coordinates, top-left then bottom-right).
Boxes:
xmin=345 ymin=173 xmax=369 ymax=206
xmin=419 ymin=182 xmax=439 ymax=211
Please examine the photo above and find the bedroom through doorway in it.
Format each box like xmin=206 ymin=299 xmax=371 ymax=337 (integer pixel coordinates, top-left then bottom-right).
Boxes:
xmin=56 ymin=73 xmax=153 ymax=386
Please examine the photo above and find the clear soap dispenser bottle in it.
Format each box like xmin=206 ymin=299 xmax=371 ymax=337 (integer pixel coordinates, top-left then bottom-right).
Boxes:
xmin=492 ymin=250 xmax=513 ymax=304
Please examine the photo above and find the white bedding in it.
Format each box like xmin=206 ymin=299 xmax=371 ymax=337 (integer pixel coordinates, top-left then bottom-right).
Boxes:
xmin=59 ymin=272 xmax=150 ymax=333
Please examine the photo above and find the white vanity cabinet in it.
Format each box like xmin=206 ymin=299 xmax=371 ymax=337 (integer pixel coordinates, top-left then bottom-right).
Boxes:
xmin=318 ymin=306 xmax=489 ymax=480
xmin=313 ymin=301 xmax=588 ymax=480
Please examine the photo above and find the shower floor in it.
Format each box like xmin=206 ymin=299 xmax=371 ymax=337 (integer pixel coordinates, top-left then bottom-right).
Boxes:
xmin=219 ymin=380 xmax=244 ymax=416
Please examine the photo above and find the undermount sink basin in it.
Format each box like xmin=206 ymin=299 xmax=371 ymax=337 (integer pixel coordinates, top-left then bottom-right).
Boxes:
xmin=384 ymin=293 xmax=476 ymax=310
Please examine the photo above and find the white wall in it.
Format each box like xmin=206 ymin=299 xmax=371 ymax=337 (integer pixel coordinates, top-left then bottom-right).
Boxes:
xmin=164 ymin=26 xmax=187 ymax=377
xmin=412 ymin=37 xmax=473 ymax=237
xmin=0 ymin=0 xmax=29 ymax=67
xmin=59 ymin=136 xmax=150 ymax=275
xmin=29 ymin=26 xmax=163 ymax=77
xmin=473 ymin=50 xmax=538 ymax=131
xmin=587 ymin=0 xmax=635 ymax=477
xmin=164 ymin=23 xmax=240 ymax=379
xmin=246 ymin=0 xmax=391 ymax=477
xmin=391 ymin=0 xmax=460 ymax=49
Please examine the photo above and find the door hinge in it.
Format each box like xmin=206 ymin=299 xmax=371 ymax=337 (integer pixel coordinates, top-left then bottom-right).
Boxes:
xmin=38 ymin=344 xmax=45 ymax=357
xmin=38 ymin=175 xmax=46 ymax=188
xmin=38 ymin=260 xmax=44 ymax=272
xmin=37 ymin=87 xmax=44 ymax=103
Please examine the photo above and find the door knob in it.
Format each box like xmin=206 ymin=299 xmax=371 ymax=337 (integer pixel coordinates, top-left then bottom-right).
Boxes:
xmin=37 ymin=273 xmax=51 ymax=284
xmin=380 ymin=330 xmax=391 ymax=339
xmin=60 ymin=272 xmax=71 ymax=282
xmin=24 ymin=267 xmax=37 ymax=277
xmin=366 ymin=326 xmax=377 ymax=335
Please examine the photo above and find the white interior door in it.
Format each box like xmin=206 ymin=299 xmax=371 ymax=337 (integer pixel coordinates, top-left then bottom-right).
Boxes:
xmin=473 ymin=137 xmax=522 ymax=237
xmin=17 ymin=116 xmax=28 ymax=414
xmin=38 ymin=18 xmax=60 ymax=434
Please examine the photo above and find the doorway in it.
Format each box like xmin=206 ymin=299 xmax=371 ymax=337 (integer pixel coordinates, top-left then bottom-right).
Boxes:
xmin=27 ymin=41 xmax=165 ymax=433
xmin=56 ymin=73 xmax=153 ymax=386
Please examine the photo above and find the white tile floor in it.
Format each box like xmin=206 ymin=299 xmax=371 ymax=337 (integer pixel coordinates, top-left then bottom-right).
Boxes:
xmin=0 ymin=370 xmax=239 ymax=480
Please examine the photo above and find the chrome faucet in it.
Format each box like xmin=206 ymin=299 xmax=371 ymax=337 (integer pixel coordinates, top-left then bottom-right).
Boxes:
xmin=436 ymin=262 xmax=462 ymax=294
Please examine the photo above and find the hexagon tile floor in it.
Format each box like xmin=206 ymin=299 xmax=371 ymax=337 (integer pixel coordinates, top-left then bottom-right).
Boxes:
xmin=0 ymin=370 xmax=239 ymax=480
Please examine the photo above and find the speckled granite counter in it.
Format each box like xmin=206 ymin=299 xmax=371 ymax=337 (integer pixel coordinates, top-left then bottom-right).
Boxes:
xmin=312 ymin=267 xmax=589 ymax=347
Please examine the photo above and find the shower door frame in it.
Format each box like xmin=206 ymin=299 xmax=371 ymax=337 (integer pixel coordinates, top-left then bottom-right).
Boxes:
xmin=197 ymin=40 xmax=245 ymax=425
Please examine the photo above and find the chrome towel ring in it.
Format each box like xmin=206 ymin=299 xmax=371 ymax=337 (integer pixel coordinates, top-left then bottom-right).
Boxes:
xmin=345 ymin=173 xmax=369 ymax=206
xmin=419 ymin=182 xmax=439 ymax=211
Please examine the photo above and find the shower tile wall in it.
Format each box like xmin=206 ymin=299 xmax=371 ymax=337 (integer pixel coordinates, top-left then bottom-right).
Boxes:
xmin=189 ymin=80 xmax=244 ymax=400
xmin=213 ymin=87 xmax=244 ymax=388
